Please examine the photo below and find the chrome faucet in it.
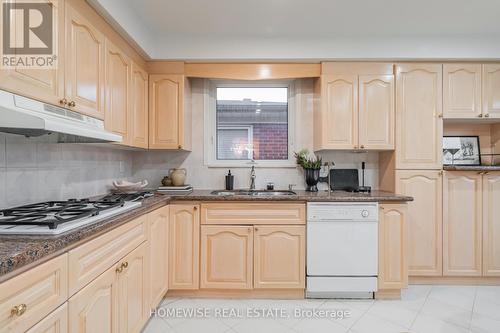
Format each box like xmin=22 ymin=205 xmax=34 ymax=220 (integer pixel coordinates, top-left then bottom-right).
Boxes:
xmin=250 ymin=166 xmax=256 ymax=190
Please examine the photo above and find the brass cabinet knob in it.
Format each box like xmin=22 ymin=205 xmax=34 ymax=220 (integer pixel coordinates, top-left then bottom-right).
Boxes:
xmin=360 ymin=145 xmax=365 ymax=149
xmin=485 ymin=113 xmax=490 ymax=118
xmin=478 ymin=114 xmax=483 ymax=118
xmin=354 ymin=145 xmax=358 ymax=149
xmin=68 ymin=101 xmax=76 ymax=107
xmin=193 ymin=206 xmax=198 ymax=211
xmin=59 ymin=98 xmax=68 ymax=106
xmin=116 ymin=265 xmax=124 ymax=273
xmin=438 ymin=114 xmax=443 ymax=118
xmin=122 ymin=261 xmax=128 ymax=269
xmin=11 ymin=304 xmax=27 ymax=316
xmin=254 ymin=227 xmax=259 ymax=232
xmin=178 ymin=145 xmax=182 ymax=149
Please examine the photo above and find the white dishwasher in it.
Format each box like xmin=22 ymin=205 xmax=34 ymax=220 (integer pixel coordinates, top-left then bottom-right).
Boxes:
xmin=306 ymin=202 xmax=378 ymax=299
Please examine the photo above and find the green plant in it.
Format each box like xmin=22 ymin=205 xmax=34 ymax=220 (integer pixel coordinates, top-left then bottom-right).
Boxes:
xmin=294 ymin=149 xmax=322 ymax=169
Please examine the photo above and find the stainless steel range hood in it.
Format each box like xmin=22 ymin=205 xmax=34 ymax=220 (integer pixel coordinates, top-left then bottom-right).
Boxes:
xmin=0 ymin=89 xmax=122 ymax=143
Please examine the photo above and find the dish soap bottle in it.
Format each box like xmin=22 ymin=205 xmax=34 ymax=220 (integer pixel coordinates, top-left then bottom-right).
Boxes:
xmin=225 ymin=170 xmax=234 ymax=190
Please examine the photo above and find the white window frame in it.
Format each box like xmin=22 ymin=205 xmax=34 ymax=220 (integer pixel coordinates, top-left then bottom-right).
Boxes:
xmin=204 ymin=79 xmax=297 ymax=168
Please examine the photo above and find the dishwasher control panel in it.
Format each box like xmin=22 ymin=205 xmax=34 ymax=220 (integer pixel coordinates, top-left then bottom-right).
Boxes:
xmin=307 ymin=202 xmax=378 ymax=222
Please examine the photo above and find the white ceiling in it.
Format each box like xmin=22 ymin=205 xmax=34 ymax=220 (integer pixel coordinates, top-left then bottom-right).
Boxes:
xmin=90 ymin=0 xmax=500 ymax=60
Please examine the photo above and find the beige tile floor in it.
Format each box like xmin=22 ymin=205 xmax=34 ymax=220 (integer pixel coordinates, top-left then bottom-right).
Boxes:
xmin=142 ymin=285 xmax=500 ymax=333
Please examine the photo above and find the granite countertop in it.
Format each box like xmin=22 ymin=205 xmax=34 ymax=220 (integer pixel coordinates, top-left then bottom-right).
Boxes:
xmin=443 ymin=165 xmax=500 ymax=171
xmin=168 ymin=189 xmax=414 ymax=202
xmin=0 ymin=189 xmax=412 ymax=281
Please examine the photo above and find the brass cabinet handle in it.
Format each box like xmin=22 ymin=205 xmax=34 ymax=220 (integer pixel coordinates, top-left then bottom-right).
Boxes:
xmin=11 ymin=304 xmax=27 ymax=317
xmin=116 ymin=265 xmax=124 ymax=273
xmin=178 ymin=145 xmax=182 ymax=149
xmin=360 ymin=145 xmax=365 ymax=149
xmin=68 ymin=101 xmax=76 ymax=107
xmin=438 ymin=170 xmax=444 ymax=176
xmin=485 ymin=113 xmax=490 ymax=118
xmin=59 ymin=98 xmax=68 ymax=106
xmin=478 ymin=114 xmax=483 ymax=118
xmin=193 ymin=206 xmax=198 ymax=211
xmin=122 ymin=261 xmax=128 ymax=269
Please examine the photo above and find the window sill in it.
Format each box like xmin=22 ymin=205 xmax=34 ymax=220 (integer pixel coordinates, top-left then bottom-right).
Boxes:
xmin=205 ymin=161 xmax=297 ymax=168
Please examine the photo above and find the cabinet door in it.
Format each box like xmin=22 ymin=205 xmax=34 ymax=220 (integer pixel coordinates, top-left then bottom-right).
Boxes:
xmin=200 ymin=225 xmax=253 ymax=289
xmin=149 ymin=74 xmax=184 ymax=149
xmin=147 ymin=206 xmax=169 ymax=308
xmin=65 ymin=4 xmax=105 ymax=119
xmin=395 ymin=64 xmax=443 ymax=169
xmin=169 ymin=204 xmax=200 ymax=289
xmin=443 ymin=172 xmax=482 ymax=276
xmin=68 ymin=264 xmax=119 ymax=333
xmin=27 ymin=304 xmax=68 ymax=333
xmin=129 ymin=63 xmax=149 ymax=148
xmin=483 ymin=173 xmax=500 ymax=276
xmin=483 ymin=64 xmax=500 ymax=119
xmin=104 ymin=40 xmax=130 ymax=143
xmin=358 ymin=74 xmax=395 ymax=150
xmin=117 ymin=243 xmax=148 ymax=333
xmin=254 ymin=225 xmax=305 ymax=289
xmin=396 ymin=170 xmax=443 ymax=276
xmin=319 ymin=74 xmax=358 ymax=149
xmin=443 ymin=64 xmax=482 ymax=119
xmin=0 ymin=0 xmax=64 ymax=106
xmin=378 ymin=204 xmax=407 ymax=290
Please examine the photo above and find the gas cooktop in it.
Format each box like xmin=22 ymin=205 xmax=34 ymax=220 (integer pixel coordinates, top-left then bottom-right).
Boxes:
xmin=0 ymin=191 xmax=153 ymax=235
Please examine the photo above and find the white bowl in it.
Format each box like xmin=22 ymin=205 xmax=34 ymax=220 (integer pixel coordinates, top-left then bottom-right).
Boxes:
xmin=112 ymin=180 xmax=148 ymax=192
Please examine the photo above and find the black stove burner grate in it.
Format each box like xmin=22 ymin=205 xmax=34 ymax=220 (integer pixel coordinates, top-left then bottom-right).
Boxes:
xmin=0 ymin=199 xmax=125 ymax=229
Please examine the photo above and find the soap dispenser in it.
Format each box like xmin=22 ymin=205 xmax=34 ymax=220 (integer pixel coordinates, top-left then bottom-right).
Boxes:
xmin=225 ymin=170 xmax=234 ymax=190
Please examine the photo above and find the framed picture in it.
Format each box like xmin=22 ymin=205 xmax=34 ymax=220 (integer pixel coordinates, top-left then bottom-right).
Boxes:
xmin=443 ymin=136 xmax=481 ymax=166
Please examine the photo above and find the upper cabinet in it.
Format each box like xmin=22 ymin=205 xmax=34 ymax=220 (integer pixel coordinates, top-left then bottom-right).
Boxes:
xmin=104 ymin=39 xmax=131 ymax=143
xmin=395 ymin=63 xmax=443 ymax=170
xmin=314 ymin=63 xmax=394 ymax=151
xmin=483 ymin=64 xmax=500 ymax=119
xmin=65 ymin=3 xmax=105 ymax=119
xmin=149 ymin=74 xmax=192 ymax=150
xmin=129 ymin=63 xmax=149 ymax=149
xmin=443 ymin=64 xmax=482 ymax=119
xmin=0 ymin=0 xmax=65 ymax=106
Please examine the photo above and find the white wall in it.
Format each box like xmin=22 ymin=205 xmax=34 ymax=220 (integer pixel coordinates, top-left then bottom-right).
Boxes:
xmin=0 ymin=133 xmax=133 ymax=209
xmin=131 ymin=79 xmax=379 ymax=191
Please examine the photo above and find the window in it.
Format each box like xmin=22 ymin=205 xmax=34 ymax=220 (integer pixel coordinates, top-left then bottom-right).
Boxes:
xmin=204 ymin=81 xmax=295 ymax=167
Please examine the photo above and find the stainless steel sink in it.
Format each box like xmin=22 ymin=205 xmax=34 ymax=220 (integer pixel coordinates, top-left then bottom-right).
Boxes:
xmin=211 ymin=190 xmax=297 ymax=196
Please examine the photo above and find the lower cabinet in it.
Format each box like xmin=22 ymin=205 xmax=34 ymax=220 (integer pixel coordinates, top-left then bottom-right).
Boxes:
xmin=378 ymin=204 xmax=408 ymax=290
xmin=199 ymin=224 xmax=306 ymax=290
xmin=168 ymin=204 xmax=200 ymax=289
xmin=443 ymin=172 xmax=483 ymax=276
xmin=254 ymin=226 xmax=305 ymax=289
xmin=68 ymin=243 xmax=148 ymax=333
xmin=147 ymin=206 xmax=169 ymax=308
xmin=27 ymin=304 xmax=68 ymax=333
xmin=483 ymin=172 xmax=500 ymax=276
xmin=200 ymin=226 xmax=253 ymax=289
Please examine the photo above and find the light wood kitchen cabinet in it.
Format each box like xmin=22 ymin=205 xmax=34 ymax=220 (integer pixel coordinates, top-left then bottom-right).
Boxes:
xmin=117 ymin=243 xmax=148 ymax=333
xmin=443 ymin=64 xmax=482 ymax=119
xmin=378 ymin=204 xmax=407 ymax=290
xmin=200 ymin=226 xmax=253 ymax=289
xmin=395 ymin=63 xmax=443 ymax=169
xmin=443 ymin=172 xmax=483 ymax=276
xmin=314 ymin=63 xmax=394 ymax=151
xmin=129 ymin=62 xmax=149 ymax=148
xmin=65 ymin=2 xmax=105 ymax=119
xmin=168 ymin=204 xmax=200 ymax=289
xmin=68 ymin=261 xmax=119 ymax=333
xmin=149 ymin=74 xmax=192 ymax=150
xmin=253 ymin=225 xmax=305 ymax=289
xmin=358 ymin=74 xmax=395 ymax=150
xmin=396 ymin=170 xmax=443 ymax=276
xmin=315 ymin=74 xmax=359 ymax=150
xmin=104 ymin=39 xmax=131 ymax=143
xmin=26 ymin=304 xmax=68 ymax=333
xmin=147 ymin=206 xmax=169 ymax=308
xmin=483 ymin=64 xmax=500 ymax=119
xmin=0 ymin=0 xmax=65 ymax=106
xmin=0 ymin=255 xmax=68 ymax=333
xmin=483 ymin=172 xmax=500 ymax=276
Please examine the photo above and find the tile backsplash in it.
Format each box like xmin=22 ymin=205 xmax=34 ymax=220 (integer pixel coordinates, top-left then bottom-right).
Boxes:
xmin=0 ymin=133 xmax=133 ymax=209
